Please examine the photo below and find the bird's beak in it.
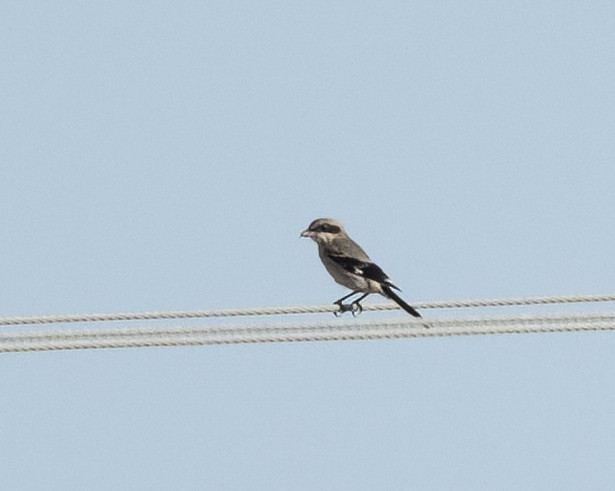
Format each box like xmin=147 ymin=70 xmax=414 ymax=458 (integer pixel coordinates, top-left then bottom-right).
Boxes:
xmin=300 ymin=229 xmax=311 ymax=238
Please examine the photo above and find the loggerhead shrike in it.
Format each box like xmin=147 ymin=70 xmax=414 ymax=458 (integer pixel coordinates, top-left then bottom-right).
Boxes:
xmin=301 ymin=218 xmax=423 ymax=320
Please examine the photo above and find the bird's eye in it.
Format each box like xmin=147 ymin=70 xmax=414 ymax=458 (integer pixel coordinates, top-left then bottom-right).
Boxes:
xmin=321 ymin=224 xmax=340 ymax=234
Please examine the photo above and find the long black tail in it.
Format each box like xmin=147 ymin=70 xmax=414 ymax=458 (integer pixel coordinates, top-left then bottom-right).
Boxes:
xmin=381 ymin=285 xmax=422 ymax=318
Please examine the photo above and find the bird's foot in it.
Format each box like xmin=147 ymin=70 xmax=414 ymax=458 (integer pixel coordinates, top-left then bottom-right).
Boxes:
xmin=333 ymin=301 xmax=355 ymax=317
xmin=333 ymin=300 xmax=364 ymax=317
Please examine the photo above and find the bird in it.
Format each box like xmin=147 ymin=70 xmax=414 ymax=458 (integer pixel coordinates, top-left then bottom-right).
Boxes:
xmin=300 ymin=217 xmax=424 ymax=320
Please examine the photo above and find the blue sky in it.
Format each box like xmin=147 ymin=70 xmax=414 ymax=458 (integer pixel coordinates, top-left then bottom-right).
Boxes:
xmin=2 ymin=2 xmax=615 ymax=489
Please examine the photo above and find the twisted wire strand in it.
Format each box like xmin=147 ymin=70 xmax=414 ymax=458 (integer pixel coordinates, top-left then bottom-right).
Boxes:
xmin=2 ymin=293 xmax=615 ymax=327
xmin=2 ymin=312 xmax=614 ymax=353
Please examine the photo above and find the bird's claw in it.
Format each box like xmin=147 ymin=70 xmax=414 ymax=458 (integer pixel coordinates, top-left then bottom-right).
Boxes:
xmin=350 ymin=302 xmax=363 ymax=317
xmin=333 ymin=301 xmax=363 ymax=317
xmin=333 ymin=302 xmax=353 ymax=317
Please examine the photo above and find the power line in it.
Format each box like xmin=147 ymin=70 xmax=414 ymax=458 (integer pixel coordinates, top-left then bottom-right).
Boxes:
xmin=2 ymin=293 xmax=615 ymax=327
xmin=2 ymin=312 xmax=615 ymax=353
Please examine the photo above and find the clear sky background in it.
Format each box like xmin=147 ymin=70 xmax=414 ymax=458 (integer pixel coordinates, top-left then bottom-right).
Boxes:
xmin=2 ymin=2 xmax=615 ymax=490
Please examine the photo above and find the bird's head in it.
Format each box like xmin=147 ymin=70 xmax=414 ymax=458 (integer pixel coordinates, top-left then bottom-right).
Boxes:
xmin=300 ymin=218 xmax=345 ymax=244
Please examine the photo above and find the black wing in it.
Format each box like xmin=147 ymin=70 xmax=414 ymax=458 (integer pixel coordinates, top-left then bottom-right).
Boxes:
xmin=327 ymin=254 xmax=392 ymax=285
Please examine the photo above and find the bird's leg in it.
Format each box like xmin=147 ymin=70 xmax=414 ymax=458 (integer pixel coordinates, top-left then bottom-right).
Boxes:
xmin=333 ymin=291 xmax=362 ymax=316
xmin=350 ymin=293 xmax=369 ymax=317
